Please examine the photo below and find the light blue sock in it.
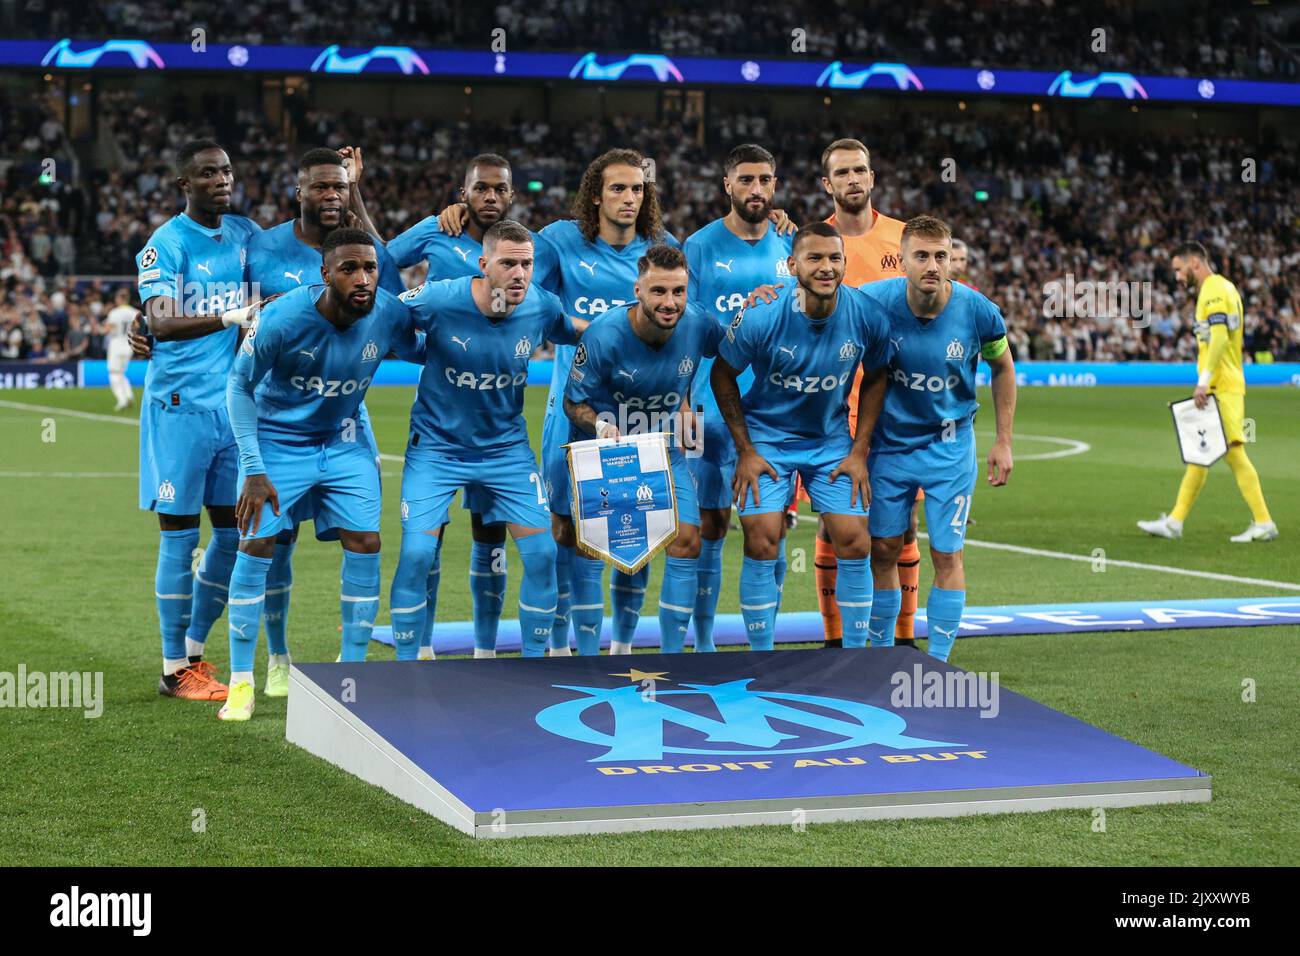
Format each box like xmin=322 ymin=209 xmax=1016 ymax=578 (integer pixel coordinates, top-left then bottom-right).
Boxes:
xmin=390 ymin=533 xmax=437 ymax=661
xmin=658 ymin=556 xmax=698 ymax=653
xmin=774 ymin=536 xmax=788 ymax=613
xmin=419 ymin=534 xmax=444 ymax=652
xmin=835 ymin=557 xmax=874 ymax=648
xmin=692 ymin=537 xmax=724 ymax=652
xmin=340 ymin=550 xmax=381 ymax=663
xmin=156 ymin=529 xmax=199 ymax=662
xmin=611 ymin=567 xmax=648 ymax=645
xmin=515 ymin=532 xmax=558 ymax=658
xmin=552 ymin=543 xmax=574 ymax=651
xmin=263 ymin=535 xmax=295 ymax=657
xmin=571 ymin=555 xmax=606 ymax=655
xmin=739 ymin=556 xmax=778 ymax=651
xmin=227 ymin=552 xmax=272 ymax=675
xmin=869 ymin=588 xmax=902 ymax=648
xmin=470 ymin=540 xmax=507 ymax=652
xmin=186 ymin=526 xmax=238 ymax=648
xmin=926 ymin=586 xmax=966 ymax=662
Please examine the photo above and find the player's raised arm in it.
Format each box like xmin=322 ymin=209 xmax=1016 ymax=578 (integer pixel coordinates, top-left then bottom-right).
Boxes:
xmin=337 ymin=146 xmax=381 ymax=240
xmin=985 ymin=338 xmax=1016 ymax=486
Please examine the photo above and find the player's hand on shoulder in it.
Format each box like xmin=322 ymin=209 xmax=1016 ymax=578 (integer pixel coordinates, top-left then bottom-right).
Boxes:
xmin=987 ymin=438 xmax=1013 ymax=487
xmin=236 ymin=474 xmax=279 ymax=537
xmin=438 ymin=203 xmax=470 ymax=236
xmin=746 ymin=282 xmax=783 ymax=307
xmin=733 ymin=448 xmax=778 ymax=509
xmin=338 ymin=145 xmax=363 ymax=184
xmin=769 ymin=208 xmax=797 ymax=236
xmin=829 ymin=453 xmax=871 ymax=508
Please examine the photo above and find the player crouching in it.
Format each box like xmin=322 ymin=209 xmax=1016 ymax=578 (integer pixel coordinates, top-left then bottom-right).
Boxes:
xmin=219 ymin=230 xmax=423 ymax=720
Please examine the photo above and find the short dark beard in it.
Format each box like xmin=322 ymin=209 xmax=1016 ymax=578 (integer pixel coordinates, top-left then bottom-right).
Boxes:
xmin=732 ymin=195 xmax=771 ymax=224
xmin=836 ymin=190 xmax=868 ymax=215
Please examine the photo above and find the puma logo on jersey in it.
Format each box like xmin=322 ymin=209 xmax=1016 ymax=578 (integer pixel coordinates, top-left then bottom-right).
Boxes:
xmin=298 ymin=347 xmax=319 ymax=359
xmin=778 ymin=345 xmax=797 ymax=359
xmin=195 ymin=261 xmax=212 ymax=276
xmin=615 ymin=368 xmax=637 ymax=381
xmin=715 ymin=259 xmax=733 ymax=272
xmin=451 ymin=336 xmax=471 ymax=351
xmin=889 ymin=336 xmax=904 ymax=351
xmin=284 ymin=269 xmax=303 ymax=284
xmin=454 ymin=246 xmax=470 ymax=262
xmin=579 ymin=260 xmax=598 ymax=275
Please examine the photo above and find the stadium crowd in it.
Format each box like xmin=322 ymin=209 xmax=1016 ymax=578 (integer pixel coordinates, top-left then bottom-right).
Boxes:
xmin=2 ymin=86 xmax=1297 ymax=364
xmin=9 ymin=0 xmax=1300 ymax=79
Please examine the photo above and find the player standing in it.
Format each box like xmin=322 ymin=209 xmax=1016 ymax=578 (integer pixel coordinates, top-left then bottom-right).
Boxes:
xmin=856 ymin=215 xmax=1017 ymax=661
xmin=136 ymin=139 xmax=260 ymax=702
xmin=711 ymin=223 xmax=892 ymax=648
xmin=1138 ymin=241 xmax=1277 ymax=542
xmin=104 ymin=287 xmax=137 ymax=411
xmin=222 ymin=229 xmax=422 ymax=720
xmin=390 ymin=154 xmax=522 ymax=657
xmin=534 ymin=149 xmax=679 ymax=655
xmin=682 ymin=144 xmax=794 ymax=651
xmin=814 ymin=138 xmax=912 ymax=647
xmin=243 ymin=147 xmax=409 ymax=689
xmin=388 ymin=220 xmax=584 ymax=659
xmin=563 ymin=244 xmax=721 ymax=651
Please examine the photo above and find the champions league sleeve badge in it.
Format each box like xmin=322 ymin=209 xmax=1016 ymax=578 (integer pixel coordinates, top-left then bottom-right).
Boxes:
xmin=568 ymin=432 xmax=678 ymax=575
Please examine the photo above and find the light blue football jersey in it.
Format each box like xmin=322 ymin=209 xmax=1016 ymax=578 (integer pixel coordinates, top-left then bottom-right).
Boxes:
xmin=716 ymin=282 xmax=891 ymax=447
xmin=565 ymin=302 xmax=722 ymax=442
xmin=228 ymin=285 xmax=420 ymax=471
xmin=387 ymin=215 xmax=520 ymax=280
xmin=246 ymin=220 xmax=404 ymax=299
xmin=683 ymin=217 xmax=794 ymax=426
xmin=401 ymin=276 xmax=579 ymax=457
xmin=859 ymin=277 xmax=1008 ymax=454
xmin=136 ymin=212 xmax=261 ymax=409
xmin=534 ymin=219 xmax=680 ymax=423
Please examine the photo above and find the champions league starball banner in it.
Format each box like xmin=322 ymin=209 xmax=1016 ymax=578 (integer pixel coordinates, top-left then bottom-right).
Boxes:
xmin=6 ymin=38 xmax=1300 ymax=108
xmin=569 ymin=433 xmax=679 ymax=575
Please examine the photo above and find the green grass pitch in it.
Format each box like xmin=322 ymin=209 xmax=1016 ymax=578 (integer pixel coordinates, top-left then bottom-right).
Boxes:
xmin=0 ymin=385 xmax=1296 ymax=865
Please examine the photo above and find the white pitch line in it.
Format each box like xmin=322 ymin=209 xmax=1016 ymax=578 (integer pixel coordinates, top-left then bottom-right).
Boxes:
xmin=0 ymin=471 xmax=137 ymax=478
xmin=975 ymin=431 xmax=1091 ymax=461
xmin=924 ymin=533 xmax=1300 ymax=592
xmin=0 ymin=399 xmax=139 ymax=425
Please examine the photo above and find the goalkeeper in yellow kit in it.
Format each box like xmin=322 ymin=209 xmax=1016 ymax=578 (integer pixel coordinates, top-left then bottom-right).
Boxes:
xmin=1138 ymin=241 xmax=1278 ymax=542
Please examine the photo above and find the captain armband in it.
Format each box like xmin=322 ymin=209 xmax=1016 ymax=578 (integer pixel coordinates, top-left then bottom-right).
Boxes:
xmin=980 ymin=336 xmax=1009 ymax=360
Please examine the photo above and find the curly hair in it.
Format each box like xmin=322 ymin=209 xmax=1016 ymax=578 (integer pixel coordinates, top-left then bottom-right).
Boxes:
xmin=571 ymin=148 xmax=664 ymax=243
